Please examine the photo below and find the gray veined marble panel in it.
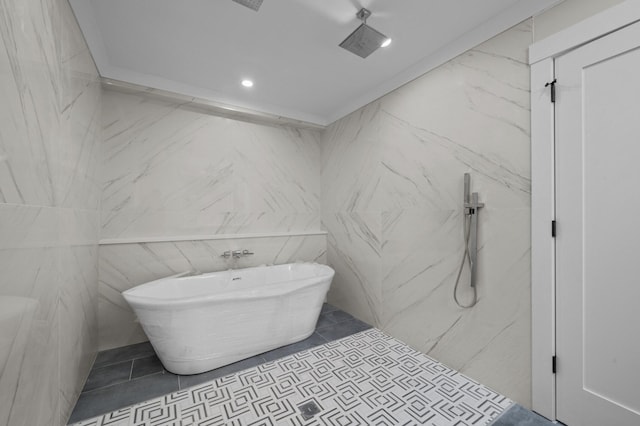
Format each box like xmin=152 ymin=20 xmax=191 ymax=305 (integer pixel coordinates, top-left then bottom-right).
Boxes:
xmin=376 ymin=22 xmax=532 ymax=212
xmin=59 ymin=244 xmax=99 ymax=424
xmin=381 ymin=208 xmax=531 ymax=405
xmin=0 ymin=295 xmax=37 ymax=426
xmin=11 ymin=316 xmax=60 ymax=425
xmin=0 ymin=0 xmax=101 ymax=424
xmin=0 ymin=0 xmax=59 ymax=207
xmin=54 ymin=0 xmax=102 ymax=212
xmin=54 ymin=0 xmax=101 ymax=114
xmin=101 ymin=90 xmax=321 ymax=239
xmin=320 ymin=102 xmax=386 ymax=213
xmin=320 ymin=20 xmax=533 ymax=407
xmin=376 ymin=110 xmax=531 ymax=211
xmin=0 ymin=212 xmax=63 ymax=424
xmin=0 ymin=247 xmax=59 ymax=323
xmin=380 ymin=208 xmax=461 ymax=325
xmin=58 ymin=208 xmax=101 ymax=248
xmin=0 ymin=204 xmax=62 ymax=425
xmin=56 ymin=80 xmax=102 ymax=211
xmin=323 ymin=212 xmax=382 ymax=327
xmin=98 ymin=234 xmax=327 ymax=350
xmin=0 ymin=204 xmax=59 ymax=250
xmin=0 ymin=0 xmax=102 ymax=210
xmin=384 ymin=21 xmax=532 ymax=139
xmin=55 ymin=11 xmax=102 ymax=414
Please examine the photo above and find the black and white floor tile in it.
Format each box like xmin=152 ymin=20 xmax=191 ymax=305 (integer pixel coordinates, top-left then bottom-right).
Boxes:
xmin=71 ymin=329 xmax=512 ymax=426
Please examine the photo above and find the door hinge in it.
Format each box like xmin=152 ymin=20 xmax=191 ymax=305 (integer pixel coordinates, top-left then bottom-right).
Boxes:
xmin=551 ymin=220 xmax=556 ymax=238
xmin=545 ymin=79 xmax=557 ymax=103
xmin=552 ymin=355 xmax=557 ymax=374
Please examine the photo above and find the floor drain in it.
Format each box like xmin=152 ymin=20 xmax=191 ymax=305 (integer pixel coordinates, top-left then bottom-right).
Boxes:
xmin=298 ymin=401 xmax=321 ymax=420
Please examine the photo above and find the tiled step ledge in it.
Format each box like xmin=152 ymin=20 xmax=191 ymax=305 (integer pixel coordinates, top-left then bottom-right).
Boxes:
xmin=99 ymin=231 xmax=328 ymax=246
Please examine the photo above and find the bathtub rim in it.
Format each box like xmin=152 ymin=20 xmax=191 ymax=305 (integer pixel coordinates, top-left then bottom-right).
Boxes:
xmin=122 ymin=262 xmax=334 ymax=308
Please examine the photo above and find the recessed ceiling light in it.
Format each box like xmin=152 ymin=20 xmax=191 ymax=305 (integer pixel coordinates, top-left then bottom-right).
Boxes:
xmin=381 ymin=38 xmax=392 ymax=48
xmin=241 ymin=79 xmax=254 ymax=88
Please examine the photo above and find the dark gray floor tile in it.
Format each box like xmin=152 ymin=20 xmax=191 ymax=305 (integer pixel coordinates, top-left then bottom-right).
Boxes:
xmin=316 ymin=319 xmax=372 ymax=341
xmin=320 ymin=303 xmax=338 ymax=314
xmin=262 ymin=332 xmax=328 ymax=362
xmin=490 ymin=404 xmax=555 ymax=426
xmin=178 ymin=355 xmax=267 ymax=390
xmin=315 ymin=313 xmax=338 ymax=329
xmin=73 ymin=304 xmax=370 ymax=421
xmin=316 ymin=309 xmax=355 ymax=329
xmin=94 ymin=341 xmax=155 ymax=368
xmin=322 ymin=309 xmax=354 ymax=324
xmin=69 ymin=372 xmax=179 ymax=424
xmin=131 ymin=355 xmax=164 ymax=379
xmin=82 ymin=361 xmax=132 ymax=392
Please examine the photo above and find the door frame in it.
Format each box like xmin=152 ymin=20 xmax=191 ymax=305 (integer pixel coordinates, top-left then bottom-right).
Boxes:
xmin=530 ymin=1 xmax=640 ymax=420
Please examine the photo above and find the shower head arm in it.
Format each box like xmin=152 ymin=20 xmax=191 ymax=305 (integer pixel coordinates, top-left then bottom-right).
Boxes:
xmin=356 ymin=8 xmax=371 ymax=24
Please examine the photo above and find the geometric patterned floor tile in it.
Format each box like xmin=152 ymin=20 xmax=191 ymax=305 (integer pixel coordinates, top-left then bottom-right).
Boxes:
xmin=70 ymin=329 xmax=512 ymax=426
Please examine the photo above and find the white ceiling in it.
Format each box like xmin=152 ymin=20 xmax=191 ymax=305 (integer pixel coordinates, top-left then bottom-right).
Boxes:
xmin=70 ymin=0 xmax=561 ymax=126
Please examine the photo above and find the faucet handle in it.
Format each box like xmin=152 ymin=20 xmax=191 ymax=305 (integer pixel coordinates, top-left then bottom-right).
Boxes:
xmin=232 ymin=250 xmax=243 ymax=259
xmin=221 ymin=251 xmax=231 ymax=258
xmin=242 ymin=249 xmax=254 ymax=256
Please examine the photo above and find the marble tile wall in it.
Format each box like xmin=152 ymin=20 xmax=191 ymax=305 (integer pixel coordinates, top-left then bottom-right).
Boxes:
xmin=0 ymin=0 xmax=101 ymax=425
xmin=98 ymin=90 xmax=325 ymax=350
xmin=101 ymin=89 xmax=322 ymax=239
xmin=321 ymin=21 xmax=532 ymax=406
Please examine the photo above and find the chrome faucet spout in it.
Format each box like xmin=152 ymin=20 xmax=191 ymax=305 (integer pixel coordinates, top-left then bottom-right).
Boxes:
xmin=222 ymin=249 xmax=255 ymax=259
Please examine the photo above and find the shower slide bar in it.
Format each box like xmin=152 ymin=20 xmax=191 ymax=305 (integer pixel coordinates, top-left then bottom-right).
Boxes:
xmin=453 ymin=173 xmax=484 ymax=308
xmin=464 ymin=173 xmax=484 ymax=289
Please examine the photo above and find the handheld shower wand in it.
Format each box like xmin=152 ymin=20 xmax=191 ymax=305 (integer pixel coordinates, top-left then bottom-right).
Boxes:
xmin=464 ymin=173 xmax=470 ymax=207
xmin=454 ymin=173 xmax=484 ymax=308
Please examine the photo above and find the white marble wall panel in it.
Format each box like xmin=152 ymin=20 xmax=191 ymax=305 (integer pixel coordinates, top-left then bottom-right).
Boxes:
xmin=0 ymin=296 xmax=37 ymax=426
xmin=0 ymin=205 xmax=99 ymax=425
xmin=55 ymin=0 xmax=102 ymax=212
xmin=101 ymin=90 xmax=321 ymax=239
xmin=0 ymin=0 xmax=59 ymax=207
xmin=58 ymin=211 xmax=100 ymax=424
xmin=323 ymin=212 xmax=382 ymax=326
xmin=321 ymin=21 xmax=533 ymax=406
xmin=320 ymin=102 xmax=384 ymax=213
xmin=381 ymin=208 xmax=461 ymax=325
xmin=0 ymin=0 xmax=101 ymax=424
xmin=0 ymin=244 xmax=59 ymax=426
xmin=382 ymin=208 xmax=531 ymax=403
xmin=98 ymin=235 xmax=327 ymax=350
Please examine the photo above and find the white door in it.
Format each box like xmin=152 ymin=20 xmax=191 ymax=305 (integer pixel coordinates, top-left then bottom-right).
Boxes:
xmin=555 ymin=20 xmax=640 ymax=426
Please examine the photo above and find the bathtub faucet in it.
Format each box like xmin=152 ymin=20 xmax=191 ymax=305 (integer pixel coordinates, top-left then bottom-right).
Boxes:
xmin=221 ymin=250 xmax=254 ymax=259
xmin=232 ymin=249 xmax=254 ymax=258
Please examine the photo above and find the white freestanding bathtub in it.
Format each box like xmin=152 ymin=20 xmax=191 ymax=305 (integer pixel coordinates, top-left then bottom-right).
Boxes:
xmin=122 ymin=263 xmax=334 ymax=375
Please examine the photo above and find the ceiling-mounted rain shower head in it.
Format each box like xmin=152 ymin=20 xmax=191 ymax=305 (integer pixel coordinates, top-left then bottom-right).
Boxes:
xmin=339 ymin=8 xmax=390 ymax=59
xmin=232 ymin=0 xmax=263 ymax=12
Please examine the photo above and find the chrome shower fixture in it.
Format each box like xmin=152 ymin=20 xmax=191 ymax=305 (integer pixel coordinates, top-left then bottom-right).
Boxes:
xmin=339 ymin=8 xmax=391 ymax=58
xmin=232 ymin=0 xmax=263 ymax=12
xmin=453 ymin=173 xmax=484 ymax=309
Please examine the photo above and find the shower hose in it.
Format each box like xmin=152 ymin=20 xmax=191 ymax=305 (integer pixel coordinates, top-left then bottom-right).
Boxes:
xmin=453 ymin=212 xmax=478 ymax=308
